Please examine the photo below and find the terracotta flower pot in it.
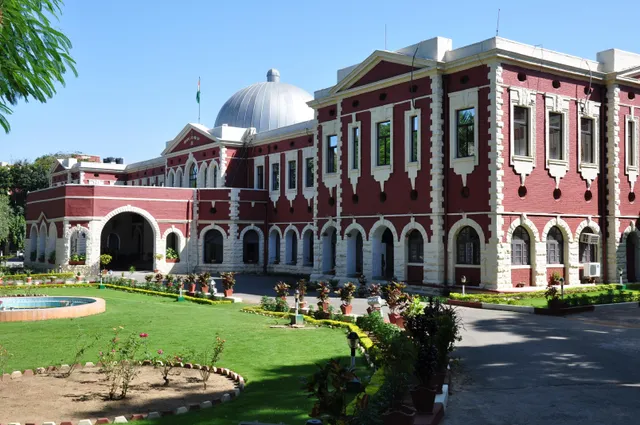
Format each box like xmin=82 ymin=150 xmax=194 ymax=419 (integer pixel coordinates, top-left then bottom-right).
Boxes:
xmin=189 ymin=283 xmax=196 ymax=293
xmin=26 ymin=277 xmax=32 ymax=284
xmin=382 ymin=405 xmax=416 ymax=425
xmin=299 ymin=301 xmax=307 ymax=309
xmin=75 ymin=276 xmax=82 ymax=282
xmin=340 ymin=304 xmax=353 ymax=315
xmin=223 ymin=288 xmax=233 ymax=297
xmin=318 ymin=301 xmax=330 ymax=312
xmin=409 ymin=385 xmax=437 ymax=413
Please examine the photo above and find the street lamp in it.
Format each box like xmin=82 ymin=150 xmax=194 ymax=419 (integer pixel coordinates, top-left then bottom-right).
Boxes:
xmin=347 ymin=332 xmax=358 ymax=369
xmin=559 ymin=277 xmax=565 ymax=300
xmin=291 ymin=289 xmax=304 ymax=326
xmin=461 ymin=275 xmax=467 ymax=295
xmin=619 ymin=268 xmax=626 ymax=290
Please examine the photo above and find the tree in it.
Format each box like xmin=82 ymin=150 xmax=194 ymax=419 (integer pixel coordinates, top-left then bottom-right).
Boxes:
xmin=0 ymin=195 xmax=12 ymax=246
xmin=0 ymin=0 xmax=77 ymax=133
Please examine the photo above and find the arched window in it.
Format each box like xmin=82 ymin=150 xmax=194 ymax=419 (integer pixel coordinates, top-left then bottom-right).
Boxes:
xmin=269 ymin=230 xmax=281 ymax=264
xmin=189 ymin=164 xmax=198 ymax=188
xmin=407 ymin=231 xmax=424 ymax=263
xmin=546 ymin=226 xmax=564 ymax=264
xmin=203 ymin=166 xmax=208 ymax=188
xmin=579 ymin=228 xmax=598 ymax=263
xmin=243 ymin=230 xmax=259 ymax=264
xmin=456 ymin=226 xmax=480 ymax=265
xmin=70 ymin=231 xmax=87 ymax=258
xmin=166 ymin=232 xmax=179 ymax=261
xmin=286 ymin=230 xmax=297 ymax=265
xmin=107 ymin=233 xmax=120 ymax=250
xmin=203 ymin=229 xmax=223 ymax=264
xmin=167 ymin=172 xmax=174 ymax=187
xmin=176 ymin=169 xmax=183 ymax=187
xmin=212 ymin=165 xmax=218 ymax=188
xmin=511 ymin=226 xmax=530 ymax=265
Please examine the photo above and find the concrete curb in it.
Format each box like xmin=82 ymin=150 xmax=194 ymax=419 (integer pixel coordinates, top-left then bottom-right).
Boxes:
xmin=449 ymin=299 xmax=639 ymax=314
xmin=1 ymin=362 xmax=247 ymax=424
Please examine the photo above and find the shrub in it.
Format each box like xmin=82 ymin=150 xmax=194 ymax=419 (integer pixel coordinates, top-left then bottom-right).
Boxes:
xmin=98 ymin=327 xmax=149 ymax=399
xmin=336 ymin=282 xmax=356 ymax=305
xmin=100 ymin=254 xmax=112 ymax=270
xmin=190 ymin=335 xmax=226 ymax=390
xmin=0 ymin=345 xmax=11 ymax=379
xmin=296 ymin=278 xmax=307 ymax=301
xmin=151 ymin=349 xmax=185 ymax=386
xmin=221 ymin=272 xmax=236 ymax=289
xmin=274 ymin=281 xmax=290 ymax=298
xmin=166 ymin=248 xmax=179 ymax=260
xmin=316 ymin=282 xmax=331 ymax=303
xmin=260 ymin=295 xmax=277 ymax=311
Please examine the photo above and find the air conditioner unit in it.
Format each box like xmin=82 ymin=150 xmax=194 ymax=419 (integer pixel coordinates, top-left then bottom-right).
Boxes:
xmin=580 ymin=233 xmax=600 ymax=245
xmin=583 ymin=262 xmax=600 ymax=277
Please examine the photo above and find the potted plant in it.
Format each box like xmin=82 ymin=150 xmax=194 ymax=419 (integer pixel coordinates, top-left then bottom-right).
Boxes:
xmin=304 ymin=359 xmax=358 ymax=425
xmin=154 ymin=273 xmax=164 ymax=285
xmin=221 ymin=271 xmax=236 ymax=297
xmin=185 ymin=273 xmax=196 ymax=294
xmin=316 ymin=281 xmax=331 ymax=313
xmin=380 ymin=333 xmax=417 ymax=425
xmin=296 ymin=279 xmax=308 ymax=309
xmin=549 ymin=271 xmax=562 ymax=286
xmin=75 ymin=271 xmax=82 ymax=282
xmin=47 ymin=251 xmax=56 ymax=264
xmin=100 ymin=254 xmax=112 ymax=272
xmin=166 ymin=247 xmax=180 ymax=263
xmin=336 ymin=282 xmax=356 ymax=315
xmin=366 ymin=283 xmax=383 ymax=314
xmin=153 ymin=253 xmax=163 ymax=273
xmin=198 ymin=272 xmax=211 ymax=294
xmin=382 ymin=282 xmax=412 ymax=328
xmin=274 ymin=281 xmax=290 ymax=300
xmin=545 ymin=284 xmax=566 ymax=310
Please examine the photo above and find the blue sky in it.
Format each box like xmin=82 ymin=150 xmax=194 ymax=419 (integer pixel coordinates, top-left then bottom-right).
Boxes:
xmin=2 ymin=0 xmax=639 ymax=164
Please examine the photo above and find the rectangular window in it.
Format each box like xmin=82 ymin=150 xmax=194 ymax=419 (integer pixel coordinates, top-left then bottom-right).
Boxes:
xmin=305 ymin=158 xmax=314 ymax=188
xmin=271 ymin=163 xmax=279 ymax=191
xmin=288 ymin=160 xmax=296 ymax=190
xmin=513 ymin=106 xmax=529 ymax=156
xmin=549 ymin=112 xmax=563 ymax=160
xmin=256 ymin=165 xmax=264 ymax=189
xmin=327 ymin=135 xmax=337 ymax=173
xmin=352 ymin=127 xmax=360 ymax=170
xmin=456 ymin=108 xmax=475 ymax=158
xmin=581 ymin=118 xmax=594 ymax=164
xmin=377 ymin=121 xmax=391 ymax=166
xmin=629 ymin=120 xmax=636 ymax=167
xmin=410 ymin=115 xmax=419 ymax=162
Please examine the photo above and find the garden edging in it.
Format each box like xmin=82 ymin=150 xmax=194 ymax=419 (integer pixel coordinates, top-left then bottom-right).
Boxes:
xmin=1 ymin=361 xmax=246 ymax=424
xmin=447 ymin=299 xmax=639 ymax=315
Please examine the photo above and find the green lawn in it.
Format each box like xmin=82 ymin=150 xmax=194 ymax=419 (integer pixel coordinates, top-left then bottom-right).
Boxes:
xmin=0 ymin=287 xmax=366 ymax=424
xmin=482 ymin=289 xmax=640 ymax=308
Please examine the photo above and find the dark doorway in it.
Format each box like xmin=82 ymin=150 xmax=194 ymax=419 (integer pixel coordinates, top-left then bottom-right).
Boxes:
xmin=382 ymin=228 xmax=394 ymax=280
xmin=627 ymin=232 xmax=638 ymax=282
xmin=101 ymin=212 xmax=154 ymax=270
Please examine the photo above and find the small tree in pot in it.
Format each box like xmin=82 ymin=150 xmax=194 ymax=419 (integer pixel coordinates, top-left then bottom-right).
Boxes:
xmin=304 ymin=359 xmax=357 ymax=425
xmin=316 ymin=281 xmax=331 ymax=315
xmin=221 ymin=272 xmax=236 ymax=297
xmin=296 ymin=278 xmax=308 ymax=309
xmin=336 ymin=282 xmax=356 ymax=315
xmin=380 ymin=332 xmax=417 ymax=425
xmin=382 ymin=282 xmax=412 ymax=328
xmin=198 ymin=272 xmax=211 ymax=294
xmin=274 ymin=281 xmax=290 ymax=300
xmin=405 ymin=307 xmax=439 ymax=413
xmin=185 ymin=273 xmax=197 ymax=294
xmin=366 ymin=283 xmax=382 ymax=314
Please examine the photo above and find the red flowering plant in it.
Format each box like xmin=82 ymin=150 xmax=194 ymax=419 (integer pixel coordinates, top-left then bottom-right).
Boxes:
xmin=189 ymin=334 xmax=226 ymax=390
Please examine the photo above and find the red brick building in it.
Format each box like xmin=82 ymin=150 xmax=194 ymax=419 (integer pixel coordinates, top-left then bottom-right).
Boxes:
xmin=25 ymin=36 xmax=640 ymax=289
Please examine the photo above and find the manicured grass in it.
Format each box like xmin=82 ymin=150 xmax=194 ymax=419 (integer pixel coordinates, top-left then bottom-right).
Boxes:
xmin=0 ymin=287 xmax=367 ymax=424
xmin=477 ymin=289 xmax=640 ymax=308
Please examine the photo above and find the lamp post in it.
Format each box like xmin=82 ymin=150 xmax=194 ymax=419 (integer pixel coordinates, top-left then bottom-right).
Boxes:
xmin=295 ymin=289 xmax=300 ymax=315
xmin=177 ymin=284 xmax=185 ymax=302
xmin=619 ymin=267 xmax=626 ymax=290
xmin=559 ymin=277 xmax=565 ymax=300
xmin=346 ymin=332 xmax=361 ymax=393
xmin=291 ymin=289 xmax=304 ymax=326
xmin=461 ymin=275 xmax=467 ymax=295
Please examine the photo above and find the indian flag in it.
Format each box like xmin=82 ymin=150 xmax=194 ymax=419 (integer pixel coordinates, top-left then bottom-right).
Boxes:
xmin=196 ymin=77 xmax=201 ymax=104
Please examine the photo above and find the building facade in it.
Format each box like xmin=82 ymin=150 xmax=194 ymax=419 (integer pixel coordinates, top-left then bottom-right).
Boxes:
xmin=25 ymin=36 xmax=640 ymax=289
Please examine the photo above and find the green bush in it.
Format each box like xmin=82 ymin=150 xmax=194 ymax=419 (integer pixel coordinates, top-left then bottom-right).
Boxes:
xmin=1 ymin=272 xmax=75 ymax=282
xmin=449 ymin=284 xmax=624 ymax=304
xmin=565 ymin=290 xmax=640 ymax=306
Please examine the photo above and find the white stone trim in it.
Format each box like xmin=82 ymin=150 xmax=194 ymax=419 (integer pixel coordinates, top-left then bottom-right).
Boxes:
xmin=399 ymin=220 xmax=429 ymax=283
xmin=344 ymin=221 xmax=368 ymax=241
xmin=285 ymin=150 xmax=298 ymax=205
xmin=175 ymin=168 xmax=184 ymax=188
xmin=370 ymin=105 xmax=393 ymax=192
xmin=429 ymin=73 xmax=445 ymax=284
xmin=183 ymin=153 xmax=198 ymax=188
xmin=404 ymin=108 xmax=422 ymax=190
xmin=447 ymin=218 xmax=487 ymax=285
xmin=346 ymin=118 xmax=361 ymax=194
xmin=268 ymin=225 xmax=283 ymax=264
xmin=238 ymin=224 xmax=264 ymax=267
xmin=574 ymin=219 xmax=601 ymax=240
xmin=268 ymin=152 xmax=281 ymax=205
xmin=541 ymin=217 xmax=578 ymax=285
xmin=219 ymin=146 xmax=228 ymax=188
xmin=577 ymin=100 xmax=601 ymax=188
xmin=65 ymin=224 xmax=90 ymax=262
xmin=162 ymin=225 xmax=187 ymax=258
xmin=167 ymin=169 xmax=176 ymax=187
xmin=321 ymin=119 xmax=340 ymax=189
xmin=198 ymin=223 xmax=228 ymax=241
xmin=544 ymin=93 xmax=570 ymax=186
xmin=197 ymin=161 xmax=208 ymax=188
xmin=508 ymin=86 xmax=537 ymax=185
xmin=505 ymin=216 xmax=544 ymax=286
xmin=302 ymin=146 xmax=315 ymax=202
xmin=624 ymin=112 xmax=639 ymax=191
xmin=253 ymin=156 xmax=265 ymax=190
xmin=449 ymin=87 xmax=479 ymax=187
xmin=606 ymin=84 xmax=621 ymax=282
xmin=284 ymin=224 xmax=301 ymax=265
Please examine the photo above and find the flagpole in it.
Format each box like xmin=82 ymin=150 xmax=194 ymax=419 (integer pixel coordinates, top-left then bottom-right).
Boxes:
xmin=198 ymin=76 xmax=201 ymax=124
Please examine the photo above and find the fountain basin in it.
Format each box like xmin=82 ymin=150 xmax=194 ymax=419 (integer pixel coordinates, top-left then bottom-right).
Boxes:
xmin=0 ymin=297 xmax=105 ymax=322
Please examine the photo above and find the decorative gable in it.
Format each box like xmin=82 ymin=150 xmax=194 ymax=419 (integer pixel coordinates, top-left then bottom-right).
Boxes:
xmin=168 ymin=130 xmax=212 ymax=154
xmin=349 ymin=61 xmax=417 ymax=89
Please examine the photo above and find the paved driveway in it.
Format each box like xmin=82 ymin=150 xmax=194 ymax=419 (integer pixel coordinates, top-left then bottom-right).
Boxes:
xmin=444 ymin=305 xmax=640 ymax=425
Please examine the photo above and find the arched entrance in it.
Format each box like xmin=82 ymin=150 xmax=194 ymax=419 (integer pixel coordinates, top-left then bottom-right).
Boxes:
xmin=302 ymin=229 xmax=314 ymax=267
xmin=322 ymin=227 xmax=337 ymax=274
xmin=101 ymin=212 xmax=154 ymax=270
xmin=627 ymin=232 xmax=638 ymax=282
xmin=346 ymin=231 xmax=364 ymax=277
xmin=372 ymin=227 xmax=394 ymax=280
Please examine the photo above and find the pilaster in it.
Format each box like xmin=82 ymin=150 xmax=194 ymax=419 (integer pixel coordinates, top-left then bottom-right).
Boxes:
xmin=606 ymin=84 xmax=621 ymax=282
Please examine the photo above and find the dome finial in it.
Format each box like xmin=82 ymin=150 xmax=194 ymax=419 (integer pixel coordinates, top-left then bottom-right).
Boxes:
xmin=267 ymin=68 xmax=280 ymax=83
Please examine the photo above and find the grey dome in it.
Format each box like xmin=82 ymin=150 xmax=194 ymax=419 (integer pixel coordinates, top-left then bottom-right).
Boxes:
xmin=214 ymin=69 xmax=314 ymax=133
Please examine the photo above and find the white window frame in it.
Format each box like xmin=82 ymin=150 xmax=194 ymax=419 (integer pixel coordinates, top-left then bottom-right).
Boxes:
xmin=320 ymin=120 xmax=340 ymax=189
xmin=509 ymin=87 xmax=536 ymax=185
xmin=544 ymin=94 xmax=570 ymax=184
xmin=254 ymin=156 xmax=265 ymax=190
xmin=347 ymin=120 xmax=361 ymax=194
xmin=449 ymin=88 xmax=479 ymax=187
xmin=404 ymin=108 xmax=422 ymax=189
xmin=625 ymin=113 xmax=639 ymax=190
xmin=268 ymin=152 xmax=281 ymax=204
xmin=302 ymin=146 xmax=315 ymax=201
xmin=577 ymin=100 xmax=600 ymax=186
xmin=370 ymin=105 xmax=393 ymax=190
xmin=285 ymin=150 xmax=298 ymax=203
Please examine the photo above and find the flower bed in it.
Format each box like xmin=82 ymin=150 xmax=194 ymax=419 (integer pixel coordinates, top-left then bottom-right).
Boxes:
xmin=105 ymin=284 xmax=233 ymax=305
xmin=0 ymin=272 xmax=76 ymax=284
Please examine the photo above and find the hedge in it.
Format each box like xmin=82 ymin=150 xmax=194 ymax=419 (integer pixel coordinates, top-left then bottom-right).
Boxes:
xmin=564 ymin=290 xmax=640 ymax=307
xmin=0 ymin=283 xmax=96 ymax=291
xmin=449 ymin=284 xmax=625 ymax=304
xmin=104 ymin=284 xmax=233 ymax=305
xmin=0 ymin=272 xmax=76 ymax=282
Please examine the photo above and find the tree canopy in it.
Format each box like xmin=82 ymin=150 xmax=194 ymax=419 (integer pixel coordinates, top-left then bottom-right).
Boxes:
xmin=0 ymin=0 xmax=77 ymax=132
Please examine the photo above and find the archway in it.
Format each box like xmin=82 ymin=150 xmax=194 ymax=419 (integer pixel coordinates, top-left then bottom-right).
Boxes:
xmin=406 ymin=230 xmax=424 ymax=283
xmin=203 ymin=229 xmax=223 ymax=264
xmin=101 ymin=212 xmax=154 ymax=270
xmin=346 ymin=231 xmax=364 ymax=277
xmin=372 ymin=227 xmax=395 ymax=280
xmin=322 ymin=227 xmax=337 ymax=274
xmin=628 ymin=232 xmax=639 ymax=282
xmin=302 ymin=229 xmax=314 ymax=266
xmin=38 ymin=224 xmax=47 ymax=262
xmin=285 ymin=229 xmax=298 ymax=265
xmin=269 ymin=229 xmax=281 ymax=264
xmin=29 ymin=226 xmax=38 ymax=261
